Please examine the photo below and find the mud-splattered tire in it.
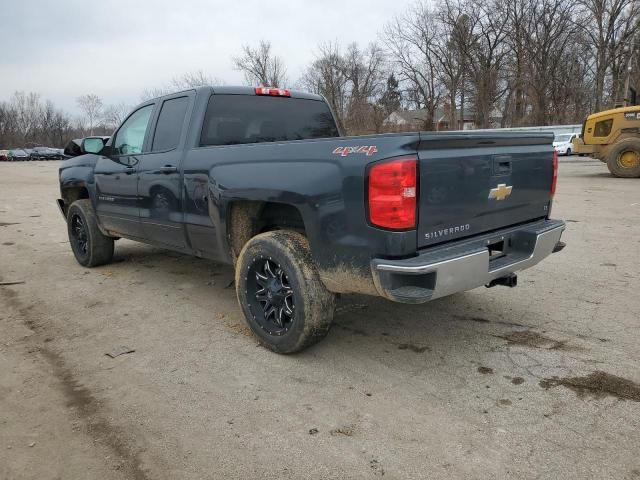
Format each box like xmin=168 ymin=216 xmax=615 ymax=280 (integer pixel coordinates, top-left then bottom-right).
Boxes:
xmin=606 ymin=139 xmax=640 ymax=178
xmin=235 ymin=230 xmax=336 ymax=353
xmin=67 ymin=199 xmax=114 ymax=267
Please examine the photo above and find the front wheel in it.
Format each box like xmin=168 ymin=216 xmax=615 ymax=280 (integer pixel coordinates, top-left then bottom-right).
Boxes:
xmin=565 ymin=148 xmax=571 ymax=156
xmin=235 ymin=230 xmax=336 ymax=353
xmin=67 ymin=199 xmax=114 ymax=267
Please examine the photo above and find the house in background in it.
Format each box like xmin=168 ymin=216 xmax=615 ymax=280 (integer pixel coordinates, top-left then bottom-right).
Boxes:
xmin=383 ymin=106 xmax=503 ymax=131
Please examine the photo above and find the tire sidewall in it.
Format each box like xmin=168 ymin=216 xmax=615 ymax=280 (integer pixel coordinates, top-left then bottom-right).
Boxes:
xmin=67 ymin=203 xmax=93 ymax=266
xmin=606 ymin=140 xmax=640 ymax=178
xmin=236 ymin=231 xmax=333 ymax=353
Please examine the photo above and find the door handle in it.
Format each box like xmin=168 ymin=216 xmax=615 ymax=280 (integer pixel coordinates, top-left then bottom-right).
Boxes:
xmin=124 ymin=166 xmax=136 ymax=174
xmin=493 ymin=156 xmax=512 ymax=175
xmin=160 ymin=165 xmax=178 ymax=174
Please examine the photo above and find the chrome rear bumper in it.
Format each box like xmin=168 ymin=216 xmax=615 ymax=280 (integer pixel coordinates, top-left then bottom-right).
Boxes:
xmin=371 ymin=219 xmax=565 ymax=303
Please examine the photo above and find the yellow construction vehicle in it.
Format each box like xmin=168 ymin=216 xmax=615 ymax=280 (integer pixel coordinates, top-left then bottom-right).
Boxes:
xmin=570 ymin=135 xmax=594 ymax=157
xmin=573 ymin=105 xmax=640 ymax=177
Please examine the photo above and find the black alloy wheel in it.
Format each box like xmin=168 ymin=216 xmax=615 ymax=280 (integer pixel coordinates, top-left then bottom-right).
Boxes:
xmin=70 ymin=213 xmax=89 ymax=257
xmin=246 ymin=257 xmax=295 ymax=336
xmin=235 ymin=230 xmax=336 ymax=353
xmin=66 ymin=199 xmax=114 ymax=267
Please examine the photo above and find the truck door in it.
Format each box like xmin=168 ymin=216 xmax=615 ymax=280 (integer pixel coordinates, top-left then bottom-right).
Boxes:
xmin=94 ymin=103 xmax=155 ymax=239
xmin=137 ymin=93 xmax=193 ymax=248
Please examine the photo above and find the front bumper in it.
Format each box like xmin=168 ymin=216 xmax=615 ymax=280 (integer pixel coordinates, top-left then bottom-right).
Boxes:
xmin=371 ymin=219 xmax=565 ymax=303
xmin=56 ymin=199 xmax=66 ymax=219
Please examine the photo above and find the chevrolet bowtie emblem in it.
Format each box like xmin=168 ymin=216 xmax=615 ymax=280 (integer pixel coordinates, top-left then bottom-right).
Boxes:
xmin=488 ymin=183 xmax=513 ymax=201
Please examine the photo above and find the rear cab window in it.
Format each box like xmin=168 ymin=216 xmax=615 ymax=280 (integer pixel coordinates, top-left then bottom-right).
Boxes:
xmin=152 ymin=96 xmax=190 ymax=152
xmin=200 ymin=94 xmax=339 ymax=147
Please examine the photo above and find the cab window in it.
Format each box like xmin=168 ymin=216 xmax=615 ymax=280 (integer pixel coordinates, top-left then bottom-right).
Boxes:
xmin=200 ymin=94 xmax=339 ymax=147
xmin=152 ymin=96 xmax=190 ymax=152
xmin=593 ymin=119 xmax=613 ymax=137
xmin=113 ymin=105 xmax=154 ymax=155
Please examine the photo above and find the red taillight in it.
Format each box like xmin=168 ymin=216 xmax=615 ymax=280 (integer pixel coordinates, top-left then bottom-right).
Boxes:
xmin=255 ymin=87 xmax=291 ymax=97
xmin=551 ymin=149 xmax=558 ymax=197
xmin=368 ymin=157 xmax=418 ymax=230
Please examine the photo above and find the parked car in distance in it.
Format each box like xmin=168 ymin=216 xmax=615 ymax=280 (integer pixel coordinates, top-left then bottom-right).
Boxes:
xmin=58 ymin=86 xmax=565 ymax=353
xmin=8 ymin=149 xmax=30 ymax=161
xmin=31 ymin=146 xmax=63 ymax=160
xmin=30 ymin=147 xmax=49 ymax=160
xmin=0 ymin=150 xmax=8 ymax=161
xmin=553 ymin=133 xmax=577 ymax=156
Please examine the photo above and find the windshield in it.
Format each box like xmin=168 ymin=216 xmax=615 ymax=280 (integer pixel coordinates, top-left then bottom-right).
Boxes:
xmin=554 ymin=134 xmax=572 ymax=142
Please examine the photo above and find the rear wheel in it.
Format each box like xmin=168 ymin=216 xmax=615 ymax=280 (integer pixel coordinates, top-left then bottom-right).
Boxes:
xmin=606 ymin=139 xmax=640 ymax=178
xmin=235 ymin=230 xmax=336 ymax=353
xmin=67 ymin=199 xmax=114 ymax=267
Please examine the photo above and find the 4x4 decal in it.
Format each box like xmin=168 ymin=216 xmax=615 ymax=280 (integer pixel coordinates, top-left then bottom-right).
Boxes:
xmin=333 ymin=145 xmax=378 ymax=157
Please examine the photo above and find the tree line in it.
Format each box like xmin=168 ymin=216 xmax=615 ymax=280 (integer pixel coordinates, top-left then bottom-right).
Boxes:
xmin=297 ymin=0 xmax=639 ymax=134
xmin=1 ymin=0 xmax=638 ymax=148
xmin=0 ymin=92 xmax=125 ymax=150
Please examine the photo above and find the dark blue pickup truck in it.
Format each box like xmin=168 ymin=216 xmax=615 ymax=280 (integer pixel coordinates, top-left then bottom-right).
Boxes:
xmin=58 ymin=86 xmax=565 ymax=353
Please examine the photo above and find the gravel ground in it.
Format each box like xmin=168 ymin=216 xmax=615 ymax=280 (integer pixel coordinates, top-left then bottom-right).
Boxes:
xmin=0 ymin=158 xmax=639 ymax=480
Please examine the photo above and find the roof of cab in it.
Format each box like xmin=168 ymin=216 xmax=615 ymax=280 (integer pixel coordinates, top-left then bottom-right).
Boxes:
xmin=150 ymin=86 xmax=325 ymax=103
xmin=587 ymin=105 xmax=640 ymax=120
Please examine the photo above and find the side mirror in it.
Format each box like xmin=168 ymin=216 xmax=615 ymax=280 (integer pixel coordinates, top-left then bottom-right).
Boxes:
xmin=81 ymin=137 xmax=107 ymax=154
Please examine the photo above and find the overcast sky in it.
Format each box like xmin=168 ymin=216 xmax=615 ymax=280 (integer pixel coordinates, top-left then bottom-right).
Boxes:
xmin=0 ymin=0 xmax=415 ymax=115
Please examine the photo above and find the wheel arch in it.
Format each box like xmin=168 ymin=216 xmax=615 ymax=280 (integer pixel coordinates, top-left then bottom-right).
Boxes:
xmin=60 ymin=184 xmax=90 ymax=216
xmin=226 ymin=200 xmax=307 ymax=263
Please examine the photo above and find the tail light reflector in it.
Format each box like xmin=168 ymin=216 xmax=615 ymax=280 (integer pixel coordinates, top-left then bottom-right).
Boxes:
xmin=551 ymin=149 xmax=558 ymax=197
xmin=255 ymin=87 xmax=291 ymax=97
xmin=368 ymin=157 xmax=417 ymax=230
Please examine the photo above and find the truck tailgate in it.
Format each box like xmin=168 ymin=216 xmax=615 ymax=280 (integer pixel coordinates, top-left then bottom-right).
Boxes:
xmin=417 ymin=133 xmax=554 ymax=248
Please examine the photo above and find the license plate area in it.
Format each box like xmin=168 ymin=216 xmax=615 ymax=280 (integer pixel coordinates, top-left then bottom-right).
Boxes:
xmin=487 ymin=230 xmax=538 ymax=271
xmin=487 ymin=236 xmax=511 ymax=266
xmin=488 ymin=239 xmax=505 ymax=259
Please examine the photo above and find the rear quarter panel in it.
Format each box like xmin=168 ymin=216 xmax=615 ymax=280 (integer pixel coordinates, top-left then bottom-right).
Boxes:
xmin=181 ymin=134 xmax=421 ymax=294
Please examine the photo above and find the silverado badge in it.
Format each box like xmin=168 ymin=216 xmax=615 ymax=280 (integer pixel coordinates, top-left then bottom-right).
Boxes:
xmin=488 ymin=183 xmax=513 ymax=201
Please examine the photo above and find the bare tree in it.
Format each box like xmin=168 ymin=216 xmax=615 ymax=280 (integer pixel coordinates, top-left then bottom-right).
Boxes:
xmin=301 ymin=42 xmax=350 ymax=131
xmin=77 ymin=94 xmax=103 ymax=135
xmin=301 ymin=41 xmax=387 ymax=134
xmin=435 ymin=1 xmax=474 ymax=129
xmin=383 ymin=3 xmax=444 ymax=130
xmin=102 ymin=102 xmax=132 ymax=130
xmin=501 ymin=0 xmax=534 ymax=126
xmin=577 ymin=0 xmax=639 ymax=109
xmin=439 ymin=0 xmax=510 ymax=128
xmin=343 ymin=42 xmax=387 ymax=133
xmin=11 ymin=91 xmax=42 ymax=142
xmin=141 ymin=70 xmax=224 ymax=100
xmin=48 ymin=110 xmax=73 ymax=148
xmin=233 ymin=40 xmax=288 ymax=87
xmin=0 ymin=92 xmax=75 ymax=148
xmin=523 ymin=0 xmax=579 ymax=125
xmin=0 ymin=102 xmax=18 ymax=148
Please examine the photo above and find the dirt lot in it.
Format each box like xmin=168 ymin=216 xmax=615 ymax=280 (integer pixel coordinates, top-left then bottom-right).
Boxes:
xmin=1 ymin=158 xmax=639 ymax=479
